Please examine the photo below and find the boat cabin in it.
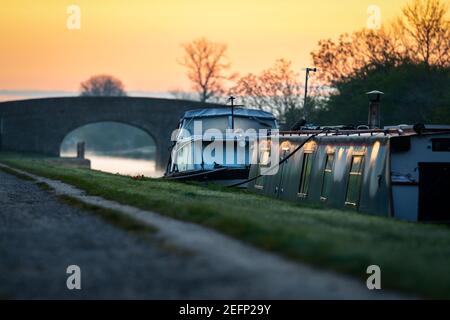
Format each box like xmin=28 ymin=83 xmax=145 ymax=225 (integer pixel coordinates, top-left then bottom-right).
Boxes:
xmin=165 ymin=107 xmax=278 ymax=185
xmin=247 ymin=125 xmax=450 ymax=222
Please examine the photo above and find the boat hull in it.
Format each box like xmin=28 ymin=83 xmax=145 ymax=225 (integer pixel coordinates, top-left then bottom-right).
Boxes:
xmin=164 ymin=167 xmax=250 ymax=187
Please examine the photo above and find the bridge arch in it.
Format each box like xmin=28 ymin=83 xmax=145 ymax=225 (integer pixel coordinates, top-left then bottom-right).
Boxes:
xmin=60 ymin=120 xmax=157 ymax=155
xmin=60 ymin=121 xmax=158 ymax=176
xmin=58 ymin=120 xmax=158 ymax=156
xmin=0 ymin=97 xmax=222 ymax=170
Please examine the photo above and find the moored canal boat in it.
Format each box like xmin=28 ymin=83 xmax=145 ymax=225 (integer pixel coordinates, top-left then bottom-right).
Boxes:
xmin=164 ymin=107 xmax=278 ymax=186
xmin=247 ymin=124 xmax=450 ymax=222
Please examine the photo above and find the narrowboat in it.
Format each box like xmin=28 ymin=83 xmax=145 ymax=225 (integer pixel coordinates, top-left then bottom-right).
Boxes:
xmin=164 ymin=107 xmax=278 ymax=186
xmin=247 ymin=125 xmax=450 ymax=222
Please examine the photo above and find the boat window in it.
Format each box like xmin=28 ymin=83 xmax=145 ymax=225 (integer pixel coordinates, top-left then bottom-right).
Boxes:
xmin=175 ymin=143 xmax=192 ymax=172
xmin=182 ymin=116 xmax=228 ymax=134
xmin=182 ymin=116 xmax=276 ymax=134
xmin=298 ymin=152 xmax=313 ymax=196
xmin=321 ymin=153 xmax=335 ymax=200
xmin=254 ymin=146 xmax=271 ymax=188
xmin=260 ymin=149 xmax=270 ymax=166
xmin=345 ymin=155 xmax=364 ymax=206
xmin=432 ymin=138 xmax=450 ymax=152
xmin=234 ymin=117 xmax=276 ymax=130
xmin=254 ymin=164 xmax=265 ymax=189
xmin=391 ymin=136 xmax=411 ymax=152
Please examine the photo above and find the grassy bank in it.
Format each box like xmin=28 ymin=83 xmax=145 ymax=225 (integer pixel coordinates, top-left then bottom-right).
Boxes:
xmin=1 ymin=152 xmax=450 ymax=298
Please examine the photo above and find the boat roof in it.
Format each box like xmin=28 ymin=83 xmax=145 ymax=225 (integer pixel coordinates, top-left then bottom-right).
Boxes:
xmin=278 ymin=124 xmax=450 ymax=138
xmin=182 ymin=108 xmax=276 ymax=120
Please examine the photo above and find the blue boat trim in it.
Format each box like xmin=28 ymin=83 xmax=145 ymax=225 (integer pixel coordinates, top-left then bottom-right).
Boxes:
xmin=182 ymin=108 xmax=276 ymax=120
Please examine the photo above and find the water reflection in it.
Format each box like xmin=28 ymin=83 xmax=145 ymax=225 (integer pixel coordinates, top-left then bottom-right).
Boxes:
xmin=59 ymin=121 xmax=161 ymax=178
xmin=60 ymin=152 xmax=162 ymax=178
xmin=87 ymin=154 xmax=162 ymax=178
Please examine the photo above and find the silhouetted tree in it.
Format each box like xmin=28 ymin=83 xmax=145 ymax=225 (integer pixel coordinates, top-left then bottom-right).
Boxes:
xmin=312 ymin=0 xmax=449 ymax=85
xmin=80 ymin=75 xmax=127 ymax=97
xmin=311 ymin=28 xmax=402 ymax=85
xmin=313 ymin=63 xmax=450 ymax=126
xmin=309 ymin=0 xmax=450 ymax=126
xmin=395 ymin=0 xmax=449 ymax=67
xmin=179 ymin=38 xmax=236 ymax=102
xmin=231 ymin=59 xmax=323 ymax=127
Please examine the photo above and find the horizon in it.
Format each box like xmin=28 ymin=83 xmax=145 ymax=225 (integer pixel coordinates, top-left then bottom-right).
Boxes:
xmin=0 ymin=0 xmax=408 ymax=101
xmin=0 ymin=89 xmax=173 ymax=102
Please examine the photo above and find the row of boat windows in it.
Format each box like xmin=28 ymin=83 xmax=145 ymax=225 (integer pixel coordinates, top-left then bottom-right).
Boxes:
xmin=256 ymin=151 xmax=365 ymax=206
xmin=298 ymin=152 xmax=365 ymax=206
xmin=179 ymin=116 xmax=276 ymax=136
xmin=173 ymin=141 xmax=252 ymax=172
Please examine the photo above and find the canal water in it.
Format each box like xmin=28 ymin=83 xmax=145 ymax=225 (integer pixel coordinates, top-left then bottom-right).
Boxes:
xmin=59 ymin=122 xmax=162 ymax=178
xmin=60 ymin=152 xmax=163 ymax=178
xmin=87 ymin=154 xmax=162 ymax=178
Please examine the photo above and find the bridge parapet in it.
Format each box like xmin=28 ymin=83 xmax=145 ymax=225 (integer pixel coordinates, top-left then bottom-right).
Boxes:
xmin=0 ymin=96 xmax=222 ymax=170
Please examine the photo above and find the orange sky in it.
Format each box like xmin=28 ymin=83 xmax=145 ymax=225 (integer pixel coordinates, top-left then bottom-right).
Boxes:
xmin=0 ymin=0 xmax=408 ymax=96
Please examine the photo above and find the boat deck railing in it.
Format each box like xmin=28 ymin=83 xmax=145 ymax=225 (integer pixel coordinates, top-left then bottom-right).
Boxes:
xmin=275 ymin=127 xmax=450 ymax=137
xmin=277 ymin=128 xmax=390 ymax=137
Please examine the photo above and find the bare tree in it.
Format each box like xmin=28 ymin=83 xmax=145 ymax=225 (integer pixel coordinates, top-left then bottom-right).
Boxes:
xmin=179 ymin=38 xmax=236 ymax=102
xmin=80 ymin=75 xmax=126 ymax=97
xmin=395 ymin=0 xmax=449 ymax=67
xmin=311 ymin=28 xmax=402 ymax=85
xmin=311 ymin=0 xmax=450 ymax=86
xmin=168 ymin=88 xmax=197 ymax=101
xmin=230 ymin=59 xmax=303 ymax=122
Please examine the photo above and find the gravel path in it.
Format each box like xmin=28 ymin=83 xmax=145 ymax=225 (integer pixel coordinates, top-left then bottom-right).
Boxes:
xmin=0 ymin=167 xmax=406 ymax=299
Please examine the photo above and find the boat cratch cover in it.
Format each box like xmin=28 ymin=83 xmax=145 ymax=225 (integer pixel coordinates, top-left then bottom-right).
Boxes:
xmin=182 ymin=108 xmax=276 ymax=120
xmin=165 ymin=107 xmax=278 ymax=186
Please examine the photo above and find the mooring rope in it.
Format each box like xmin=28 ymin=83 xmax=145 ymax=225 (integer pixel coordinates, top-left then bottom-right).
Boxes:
xmin=228 ymin=130 xmax=328 ymax=188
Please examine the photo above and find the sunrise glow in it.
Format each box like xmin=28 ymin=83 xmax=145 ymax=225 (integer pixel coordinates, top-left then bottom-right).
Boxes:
xmin=1 ymin=0 xmax=408 ymax=97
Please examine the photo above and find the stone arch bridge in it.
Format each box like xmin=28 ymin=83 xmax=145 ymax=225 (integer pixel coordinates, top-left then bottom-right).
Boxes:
xmin=0 ymin=97 xmax=221 ymax=170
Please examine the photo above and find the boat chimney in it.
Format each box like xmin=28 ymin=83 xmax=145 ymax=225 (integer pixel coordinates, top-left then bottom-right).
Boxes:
xmin=366 ymin=90 xmax=384 ymax=129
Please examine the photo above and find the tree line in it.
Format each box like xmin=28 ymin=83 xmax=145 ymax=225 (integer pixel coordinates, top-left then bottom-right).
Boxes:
xmin=79 ymin=0 xmax=449 ymax=128
xmin=176 ymin=0 xmax=450 ymax=128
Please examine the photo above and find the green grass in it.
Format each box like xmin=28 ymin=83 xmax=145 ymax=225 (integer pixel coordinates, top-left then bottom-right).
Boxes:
xmin=0 ymin=165 xmax=36 ymax=181
xmin=1 ymin=151 xmax=450 ymax=298
xmin=57 ymin=195 xmax=158 ymax=236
